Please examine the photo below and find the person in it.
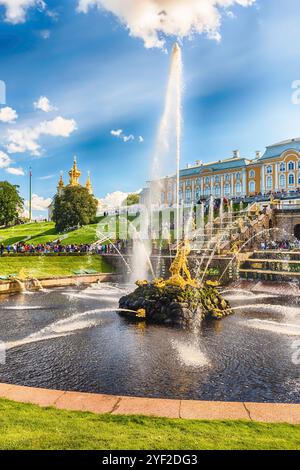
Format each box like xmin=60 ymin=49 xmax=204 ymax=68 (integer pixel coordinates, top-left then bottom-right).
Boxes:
xmin=0 ymin=244 xmax=4 ymax=256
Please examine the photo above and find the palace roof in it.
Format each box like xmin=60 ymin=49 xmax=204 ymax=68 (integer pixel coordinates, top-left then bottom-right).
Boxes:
xmin=259 ymin=138 xmax=300 ymax=160
xmin=179 ymin=156 xmax=252 ymax=177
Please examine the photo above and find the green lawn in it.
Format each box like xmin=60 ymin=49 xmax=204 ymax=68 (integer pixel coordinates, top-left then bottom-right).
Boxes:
xmin=0 ymin=221 xmax=108 ymax=246
xmin=0 ymin=222 xmax=55 ymax=246
xmin=0 ymin=255 xmax=113 ymax=278
xmin=0 ymin=399 xmax=299 ymax=450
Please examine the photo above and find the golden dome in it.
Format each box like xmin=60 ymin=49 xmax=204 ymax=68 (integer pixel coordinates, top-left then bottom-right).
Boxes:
xmin=69 ymin=156 xmax=81 ymax=186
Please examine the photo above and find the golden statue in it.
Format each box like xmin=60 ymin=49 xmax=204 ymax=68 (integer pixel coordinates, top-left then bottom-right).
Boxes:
xmin=165 ymin=239 xmax=199 ymax=288
xmin=270 ymin=196 xmax=280 ymax=207
xmin=230 ymin=242 xmax=240 ymax=254
xmin=237 ymin=217 xmax=244 ymax=230
xmin=136 ymin=240 xmax=199 ymax=290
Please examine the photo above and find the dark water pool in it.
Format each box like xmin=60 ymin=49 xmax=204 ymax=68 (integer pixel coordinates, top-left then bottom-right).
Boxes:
xmin=0 ymin=283 xmax=299 ymax=403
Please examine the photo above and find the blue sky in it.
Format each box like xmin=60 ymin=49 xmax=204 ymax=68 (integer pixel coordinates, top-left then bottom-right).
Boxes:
xmin=1 ymin=0 xmax=300 ymax=216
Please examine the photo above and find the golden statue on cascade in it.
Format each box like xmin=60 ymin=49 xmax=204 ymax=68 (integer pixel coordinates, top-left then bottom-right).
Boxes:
xmin=165 ymin=239 xmax=200 ymax=288
xmin=136 ymin=240 xmax=200 ymax=289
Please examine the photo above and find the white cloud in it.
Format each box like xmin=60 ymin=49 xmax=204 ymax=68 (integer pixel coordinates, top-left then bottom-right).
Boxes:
xmin=123 ymin=134 xmax=134 ymax=143
xmin=0 ymin=0 xmax=46 ymax=24
xmin=38 ymin=174 xmax=54 ymax=180
xmin=110 ymin=129 xmax=123 ymax=137
xmin=110 ymin=128 xmax=143 ymax=143
xmin=6 ymin=116 xmax=77 ymax=156
xmin=77 ymin=0 xmax=255 ymax=49
xmin=34 ymin=95 xmax=57 ymax=112
xmin=99 ymin=189 xmax=141 ymax=210
xmin=0 ymin=106 xmax=18 ymax=123
xmin=39 ymin=29 xmax=50 ymax=39
xmin=100 ymin=191 xmax=128 ymax=210
xmin=6 ymin=166 xmax=25 ymax=176
xmin=25 ymin=193 xmax=52 ymax=211
xmin=0 ymin=150 xmax=13 ymax=168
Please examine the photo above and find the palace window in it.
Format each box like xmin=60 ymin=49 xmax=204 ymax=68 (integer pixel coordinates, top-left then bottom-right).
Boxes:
xmin=280 ymin=174 xmax=286 ymax=188
xmin=205 ymin=177 xmax=210 ymax=184
xmin=236 ymin=172 xmax=241 ymax=180
xmin=195 ymin=187 xmax=201 ymax=201
xmin=298 ymin=160 xmax=300 ymax=170
xmin=249 ymin=170 xmax=255 ymax=179
xmin=298 ymin=175 xmax=300 ymax=186
xmin=280 ymin=163 xmax=286 ymax=172
xmin=196 ymin=178 xmax=201 ymax=185
xmin=179 ymin=190 xmax=183 ymax=202
xmin=167 ymin=191 xmax=173 ymax=204
xmin=205 ymin=187 xmax=210 ymax=196
xmin=236 ymin=182 xmax=242 ymax=195
xmin=288 ymin=161 xmax=295 ymax=171
xmin=225 ymin=174 xmax=230 ymax=182
xmin=249 ymin=181 xmax=255 ymax=193
xmin=288 ymin=173 xmax=295 ymax=186
xmin=266 ymin=165 xmax=272 ymax=174
xmin=224 ymin=184 xmax=230 ymax=196
xmin=161 ymin=192 xmax=165 ymax=203
xmin=186 ymin=179 xmax=191 ymax=187
xmin=215 ymin=175 xmax=220 ymax=183
xmin=215 ymin=186 xmax=221 ymax=197
xmin=185 ymin=189 xmax=191 ymax=202
xmin=266 ymin=176 xmax=273 ymax=190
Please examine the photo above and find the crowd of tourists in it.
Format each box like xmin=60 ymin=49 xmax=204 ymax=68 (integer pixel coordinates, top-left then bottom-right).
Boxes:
xmin=0 ymin=240 xmax=127 ymax=256
xmin=259 ymin=239 xmax=300 ymax=251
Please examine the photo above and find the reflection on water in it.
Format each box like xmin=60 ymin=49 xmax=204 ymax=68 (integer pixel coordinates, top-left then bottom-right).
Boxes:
xmin=0 ymin=282 xmax=299 ymax=403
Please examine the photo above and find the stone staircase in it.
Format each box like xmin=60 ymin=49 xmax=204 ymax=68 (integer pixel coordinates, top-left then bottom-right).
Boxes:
xmin=239 ymin=249 xmax=300 ymax=281
xmin=191 ymin=203 xmax=274 ymax=254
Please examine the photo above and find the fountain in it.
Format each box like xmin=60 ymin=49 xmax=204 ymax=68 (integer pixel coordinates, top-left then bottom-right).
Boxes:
xmin=119 ymin=43 xmax=233 ymax=327
xmin=119 ymin=239 xmax=232 ymax=327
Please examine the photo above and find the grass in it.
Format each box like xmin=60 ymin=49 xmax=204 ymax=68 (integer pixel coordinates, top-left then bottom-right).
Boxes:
xmin=0 ymin=221 xmax=106 ymax=246
xmin=0 ymin=398 xmax=299 ymax=450
xmin=0 ymin=215 xmax=138 ymax=247
xmin=0 ymin=222 xmax=55 ymax=246
xmin=0 ymin=255 xmax=113 ymax=278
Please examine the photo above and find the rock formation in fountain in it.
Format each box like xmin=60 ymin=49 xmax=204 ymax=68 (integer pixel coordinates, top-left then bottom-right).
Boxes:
xmin=119 ymin=240 xmax=233 ymax=328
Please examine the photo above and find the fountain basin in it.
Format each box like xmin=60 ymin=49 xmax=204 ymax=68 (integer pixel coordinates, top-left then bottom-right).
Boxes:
xmin=119 ymin=282 xmax=233 ymax=328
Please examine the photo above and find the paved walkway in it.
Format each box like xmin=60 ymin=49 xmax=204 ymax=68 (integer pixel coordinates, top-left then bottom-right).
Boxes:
xmin=0 ymin=383 xmax=299 ymax=423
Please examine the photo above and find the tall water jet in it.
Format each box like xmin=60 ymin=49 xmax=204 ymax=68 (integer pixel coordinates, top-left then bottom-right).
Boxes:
xmin=173 ymin=42 xmax=183 ymax=243
xmin=149 ymin=42 xmax=183 ymax=237
xmin=131 ymin=42 xmax=183 ymax=282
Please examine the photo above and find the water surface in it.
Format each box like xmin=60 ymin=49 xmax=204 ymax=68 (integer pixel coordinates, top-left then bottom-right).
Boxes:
xmin=0 ymin=283 xmax=299 ymax=403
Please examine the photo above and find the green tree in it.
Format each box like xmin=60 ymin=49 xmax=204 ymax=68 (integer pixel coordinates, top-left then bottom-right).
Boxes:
xmin=125 ymin=193 xmax=140 ymax=206
xmin=52 ymin=186 xmax=98 ymax=232
xmin=0 ymin=181 xmax=24 ymax=227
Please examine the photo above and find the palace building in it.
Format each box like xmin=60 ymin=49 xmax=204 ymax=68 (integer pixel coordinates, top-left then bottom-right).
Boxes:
xmin=157 ymin=138 xmax=300 ymax=205
xmin=48 ymin=157 xmax=93 ymax=220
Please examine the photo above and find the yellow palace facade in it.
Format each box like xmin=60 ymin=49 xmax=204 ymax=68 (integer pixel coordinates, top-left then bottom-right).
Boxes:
xmin=159 ymin=138 xmax=300 ymax=205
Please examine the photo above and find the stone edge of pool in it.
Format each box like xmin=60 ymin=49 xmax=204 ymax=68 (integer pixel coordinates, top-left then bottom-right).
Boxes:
xmin=0 ymin=382 xmax=299 ymax=424
xmin=0 ymin=273 xmax=123 ymax=294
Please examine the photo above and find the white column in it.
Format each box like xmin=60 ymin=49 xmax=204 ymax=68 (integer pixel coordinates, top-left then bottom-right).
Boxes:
xmin=242 ymin=170 xmax=247 ymax=196
xmin=261 ymin=166 xmax=265 ymax=193
xmin=221 ymin=175 xmax=224 ymax=198
xmin=275 ymin=163 xmax=278 ymax=191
